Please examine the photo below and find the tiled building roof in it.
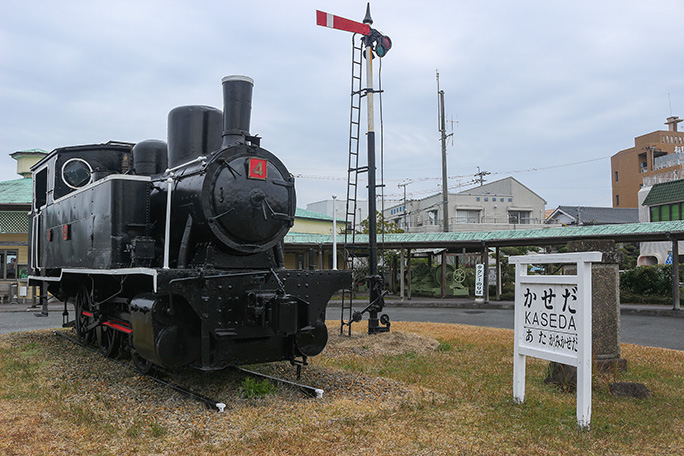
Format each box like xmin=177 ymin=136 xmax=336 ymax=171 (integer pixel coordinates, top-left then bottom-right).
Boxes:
xmin=551 ymin=206 xmax=638 ymax=225
xmin=642 ymin=179 xmax=684 ymax=206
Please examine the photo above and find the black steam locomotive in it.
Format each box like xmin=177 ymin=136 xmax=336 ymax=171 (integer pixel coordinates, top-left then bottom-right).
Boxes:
xmin=28 ymin=76 xmax=350 ymax=373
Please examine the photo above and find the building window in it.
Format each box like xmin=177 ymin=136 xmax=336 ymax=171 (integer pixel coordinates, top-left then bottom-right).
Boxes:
xmin=650 ymin=203 xmax=684 ymax=222
xmin=427 ymin=210 xmax=439 ymax=225
xmin=508 ymin=198 xmax=512 ymax=202
xmin=662 ymin=205 xmax=671 ymax=221
xmin=0 ymin=250 xmax=18 ymax=280
xmin=615 ymin=171 xmax=619 ymax=182
xmin=616 ymin=194 xmax=620 ymax=206
xmin=476 ymin=197 xmax=480 ymax=202
xmin=484 ymin=197 xmax=488 ymax=202
xmin=508 ymin=211 xmax=531 ymax=224
xmin=455 ymin=209 xmax=480 ymax=223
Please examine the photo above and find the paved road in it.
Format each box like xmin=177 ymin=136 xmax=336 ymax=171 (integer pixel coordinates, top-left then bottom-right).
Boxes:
xmin=2 ymin=304 xmax=683 ymax=351
xmin=327 ymin=306 xmax=684 ymax=351
xmin=0 ymin=306 xmax=73 ymax=335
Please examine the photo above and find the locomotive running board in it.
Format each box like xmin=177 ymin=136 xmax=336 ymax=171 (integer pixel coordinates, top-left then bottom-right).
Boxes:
xmin=29 ymin=267 xmax=159 ymax=292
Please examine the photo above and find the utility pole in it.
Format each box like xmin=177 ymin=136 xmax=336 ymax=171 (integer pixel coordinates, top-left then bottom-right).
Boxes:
xmin=475 ymin=166 xmax=490 ymax=186
xmin=437 ymin=70 xmax=450 ymax=233
xmin=397 ymin=179 xmax=412 ymax=231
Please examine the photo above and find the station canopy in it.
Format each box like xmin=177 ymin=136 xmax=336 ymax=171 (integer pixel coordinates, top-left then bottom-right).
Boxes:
xmin=285 ymin=221 xmax=684 ymax=250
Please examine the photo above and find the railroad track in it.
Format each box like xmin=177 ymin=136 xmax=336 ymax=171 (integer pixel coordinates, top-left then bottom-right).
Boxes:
xmin=53 ymin=330 xmax=324 ymax=411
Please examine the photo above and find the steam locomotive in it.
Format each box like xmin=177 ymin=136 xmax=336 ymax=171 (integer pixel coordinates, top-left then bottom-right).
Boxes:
xmin=28 ymin=76 xmax=351 ymax=373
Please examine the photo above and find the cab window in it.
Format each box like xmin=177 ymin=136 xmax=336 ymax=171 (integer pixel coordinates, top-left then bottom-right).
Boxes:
xmin=62 ymin=158 xmax=92 ymax=189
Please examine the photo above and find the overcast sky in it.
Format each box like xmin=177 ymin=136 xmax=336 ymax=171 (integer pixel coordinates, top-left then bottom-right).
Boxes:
xmin=1 ymin=0 xmax=682 ymax=210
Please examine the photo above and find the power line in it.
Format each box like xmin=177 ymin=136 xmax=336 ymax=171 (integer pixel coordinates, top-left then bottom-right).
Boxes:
xmin=293 ymin=155 xmax=611 ymax=182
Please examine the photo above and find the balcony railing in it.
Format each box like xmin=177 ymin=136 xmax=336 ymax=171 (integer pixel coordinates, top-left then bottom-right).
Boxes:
xmin=653 ymin=152 xmax=684 ymax=171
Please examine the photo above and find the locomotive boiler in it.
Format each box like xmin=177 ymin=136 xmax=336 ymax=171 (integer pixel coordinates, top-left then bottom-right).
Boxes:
xmin=28 ymin=76 xmax=351 ymax=373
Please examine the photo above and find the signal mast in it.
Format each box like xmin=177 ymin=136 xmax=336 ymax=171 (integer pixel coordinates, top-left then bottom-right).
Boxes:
xmin=316 ymin=4 xmax=392 ymax=334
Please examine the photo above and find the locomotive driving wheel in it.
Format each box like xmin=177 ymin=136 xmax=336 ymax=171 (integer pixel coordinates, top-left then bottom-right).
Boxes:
xmin=97 ymin=325 xmax=120 ymax=358
xmin=75 ymin=287 xmax=94 ymax=345
xmin=131 ymin=350 xmax=153 ymax=375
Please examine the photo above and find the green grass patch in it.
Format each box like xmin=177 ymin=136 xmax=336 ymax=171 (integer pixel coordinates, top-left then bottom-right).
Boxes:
xmin=1 ymin=326 xmax=684 ymax=455
xmin=240 ymin=376 xmax=277 ymax=399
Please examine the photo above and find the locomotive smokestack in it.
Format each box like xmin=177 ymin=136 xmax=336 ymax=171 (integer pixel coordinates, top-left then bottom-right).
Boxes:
xmin=221 ymin=75 xmax=254 ymax=147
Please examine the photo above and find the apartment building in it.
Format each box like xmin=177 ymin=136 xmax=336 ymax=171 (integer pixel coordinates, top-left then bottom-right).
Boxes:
xmin=611 ymin=116 xmax=684 ymax=208
xmin=384 ymin=176 xmax=547 ymax=233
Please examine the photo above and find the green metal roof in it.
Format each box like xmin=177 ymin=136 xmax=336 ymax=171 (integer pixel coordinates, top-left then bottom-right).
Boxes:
xmin=0 ymin=178 xmax=33 ymax=205
xmin=10 ymin=148 xmax=48 ymax=157
xmin=294 ymin=207 xmax=344 ymax=222
xmin=642 ymin=179 xmax=684 ymax=206
xmin=285 ymin=221 xmax=684 ymax=248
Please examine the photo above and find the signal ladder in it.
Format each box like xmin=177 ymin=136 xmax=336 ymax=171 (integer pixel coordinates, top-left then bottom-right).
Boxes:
xmin=340 ymin=34 xmax=366 ymax=336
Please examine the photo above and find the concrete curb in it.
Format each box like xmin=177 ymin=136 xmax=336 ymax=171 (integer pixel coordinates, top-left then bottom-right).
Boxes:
xmin=3 ymin=299 xmax=683 ymax=318
xmin=331 ymin=297 xmax=684 ymax=318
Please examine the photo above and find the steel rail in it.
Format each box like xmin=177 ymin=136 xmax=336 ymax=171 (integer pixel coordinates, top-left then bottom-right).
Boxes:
xmin=235 ymin=366 xmax=324 ymax=398
xmin=52 ymin=330 xmax=227 ymax=412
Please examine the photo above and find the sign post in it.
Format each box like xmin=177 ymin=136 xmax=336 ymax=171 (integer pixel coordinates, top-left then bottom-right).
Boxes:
xmin=474 ymin=263 xmax=484 ymax=297
xmin=509 ymin=251 xmax=602 ymax=429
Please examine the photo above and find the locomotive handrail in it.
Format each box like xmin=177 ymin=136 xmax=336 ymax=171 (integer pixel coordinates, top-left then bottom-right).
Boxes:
xmin=31 ymin=211 xmax=40 ymax=271
xmin=167 ymin=270 xmax=271 ymax=285
xmin=50 ymin=174 xmax=151 ymax=206
xmin=162 ymin=155 xmax=207 ymax=269
xmin=164 ymin=155 xmax=207 ymax=175
xmin=163 ymin=176 xmax=173 ymax=269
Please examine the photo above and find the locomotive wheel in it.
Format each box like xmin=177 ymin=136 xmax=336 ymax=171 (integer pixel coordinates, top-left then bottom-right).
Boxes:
xmin=452 ymin=267 xmax=466 ymax=284
xmin=132 ymin=351 xmax=153 ymax=375
xmin=97 ymin=326 xmax=120 ymax=358
xmin=75 ymin=288 xmax=94 ymax=345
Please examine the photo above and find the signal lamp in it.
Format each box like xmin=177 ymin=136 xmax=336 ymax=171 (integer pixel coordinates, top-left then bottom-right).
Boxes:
xmin=375 ymin=35 xmax=392 ymax=57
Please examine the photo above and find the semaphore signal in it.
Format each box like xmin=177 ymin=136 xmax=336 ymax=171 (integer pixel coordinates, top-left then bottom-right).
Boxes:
xmin=315 ymin=3 xmax=392 ymax=335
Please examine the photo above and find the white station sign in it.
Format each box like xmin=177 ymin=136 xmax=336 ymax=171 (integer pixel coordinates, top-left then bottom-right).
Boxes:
xmin=509 ymin=251 xmax=602 ymax=429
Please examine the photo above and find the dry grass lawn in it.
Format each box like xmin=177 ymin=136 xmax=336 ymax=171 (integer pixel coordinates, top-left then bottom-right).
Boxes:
xmin=1 ymin=321 xmax=683 ymax=455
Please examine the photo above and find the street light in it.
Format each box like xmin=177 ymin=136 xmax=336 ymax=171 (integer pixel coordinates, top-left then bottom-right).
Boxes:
xmin=332 ymin=195 xmax=337 ymax=270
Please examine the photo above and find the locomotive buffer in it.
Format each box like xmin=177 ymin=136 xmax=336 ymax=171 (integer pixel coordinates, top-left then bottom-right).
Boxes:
xmin=316 ymin=4 xmax=392 ymax=334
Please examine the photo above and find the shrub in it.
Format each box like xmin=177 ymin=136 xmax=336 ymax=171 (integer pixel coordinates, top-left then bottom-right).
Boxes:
xmin=620 ymin=265 xmax=673 ymax=297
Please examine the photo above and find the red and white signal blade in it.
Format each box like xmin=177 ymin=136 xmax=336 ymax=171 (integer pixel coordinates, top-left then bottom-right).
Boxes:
xmin=316 ymin=10 xmax=370 ymax=36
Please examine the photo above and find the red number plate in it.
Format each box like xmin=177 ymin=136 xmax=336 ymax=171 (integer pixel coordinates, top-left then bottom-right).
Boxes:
xmin=248 ymin=158 xmax=268 ymax=180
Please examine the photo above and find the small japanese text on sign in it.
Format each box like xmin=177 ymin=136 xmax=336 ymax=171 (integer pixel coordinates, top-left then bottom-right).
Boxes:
xmin=521 ymin=283 xmax=578 ymax=355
